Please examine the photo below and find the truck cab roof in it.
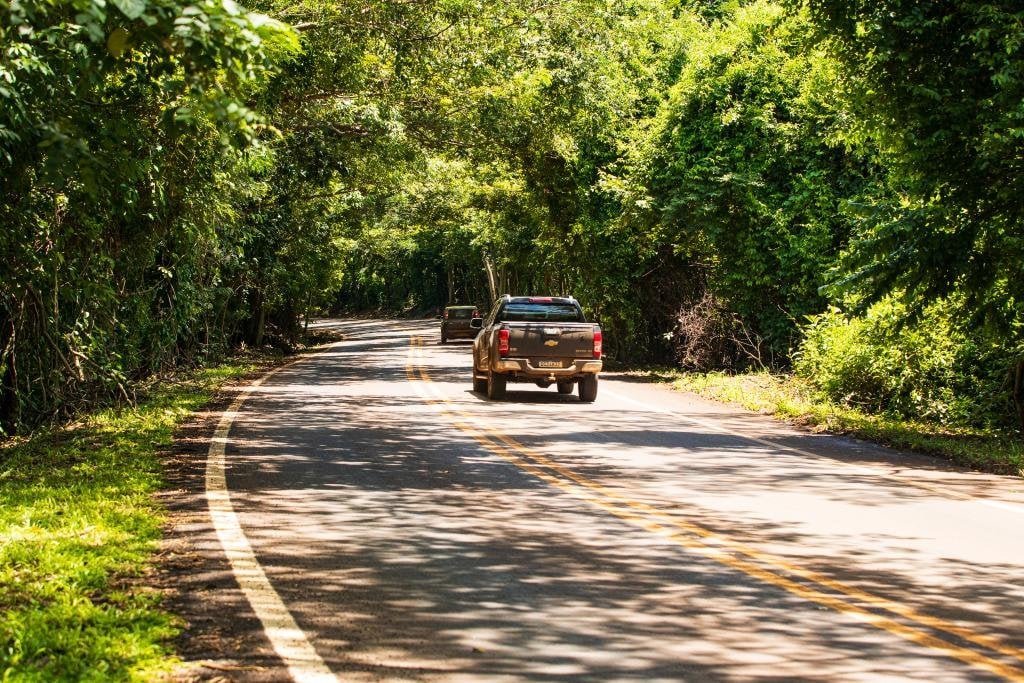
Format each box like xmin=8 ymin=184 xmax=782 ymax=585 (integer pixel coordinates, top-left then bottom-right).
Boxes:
xmin=499 ymin=295 xmax=578 ymax=304
xmin=492 ymin=296 xmax=586 ymax=324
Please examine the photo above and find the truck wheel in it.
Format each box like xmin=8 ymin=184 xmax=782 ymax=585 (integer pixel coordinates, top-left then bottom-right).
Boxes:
xmin=487 ymin=371 xmax=507 ymax=400
xmin=472 ymin=373 xmax=487 ymax=393
xmin=556 ymin=381 xmax=573 ymax=394
xmin=578 ymin=375 xmax=598 ymax=402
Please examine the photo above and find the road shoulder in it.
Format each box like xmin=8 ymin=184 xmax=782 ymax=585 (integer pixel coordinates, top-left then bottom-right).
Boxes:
xmin=155 ymin=385 xmax=290 ymax=682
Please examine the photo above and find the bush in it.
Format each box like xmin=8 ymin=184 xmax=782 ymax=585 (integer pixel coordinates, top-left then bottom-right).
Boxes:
xmin=668 ymin=292 xmax=775 ymax=372
xmin=794 ymin=299 xmax=1017 ymax=429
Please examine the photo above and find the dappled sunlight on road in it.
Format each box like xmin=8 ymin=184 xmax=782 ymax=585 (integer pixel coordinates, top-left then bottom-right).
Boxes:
xmin=217 ymin=318 xmax=1024 ymax=681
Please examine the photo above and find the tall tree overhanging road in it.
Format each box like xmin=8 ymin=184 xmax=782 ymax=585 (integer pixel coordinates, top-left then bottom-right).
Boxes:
xmin=202 ymin=319 xmax=1024 ymax=682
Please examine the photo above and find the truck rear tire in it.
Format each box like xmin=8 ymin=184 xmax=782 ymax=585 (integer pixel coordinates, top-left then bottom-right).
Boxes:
xmin=487 ymin=370 xmax=507 ymax=400
xmin=556 ymin=381 xmax=573 ymax=394
xmin=578 ymin=375 xmax=598 ymax=402
xmin=472 ymin=373 xmax=487 ymax=393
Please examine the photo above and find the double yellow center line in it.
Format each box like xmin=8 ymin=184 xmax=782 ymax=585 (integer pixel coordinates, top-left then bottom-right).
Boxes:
xmin=406 ymin=335 xmax=1024 ymax=681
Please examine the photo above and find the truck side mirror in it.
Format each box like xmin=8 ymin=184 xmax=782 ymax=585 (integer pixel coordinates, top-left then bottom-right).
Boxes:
xmin=470 ymin=318 xmax=483 ymax=329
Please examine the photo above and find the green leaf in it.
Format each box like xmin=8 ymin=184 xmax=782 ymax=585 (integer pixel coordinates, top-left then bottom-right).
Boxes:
xmin=110 ymin=0 xmax=146 ymax=21
xmin=106 ymin=28 xmax=131 ymax=59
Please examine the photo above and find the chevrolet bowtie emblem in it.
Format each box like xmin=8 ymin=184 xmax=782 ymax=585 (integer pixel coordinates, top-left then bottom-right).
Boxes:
xmin=544 ymin=340 xmax=559 ymax=347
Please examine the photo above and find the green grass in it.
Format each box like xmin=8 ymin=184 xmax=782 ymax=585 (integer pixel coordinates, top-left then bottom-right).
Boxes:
xmin=0 ymin=363 xmax=256 ymax=682
xmin=653 ymin=370 xmax=1024 ymax=477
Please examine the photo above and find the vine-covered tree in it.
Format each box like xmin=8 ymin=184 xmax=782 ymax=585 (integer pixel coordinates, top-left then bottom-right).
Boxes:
xmin=3 ymin=0 xmax=1022 ymax=433
xmin=0 ymin=0 xmax=297 ymax=430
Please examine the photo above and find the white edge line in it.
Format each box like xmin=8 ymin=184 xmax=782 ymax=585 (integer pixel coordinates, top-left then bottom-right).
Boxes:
xmin=604 ymin=387 xmax=1024 ymax=516
xmin=205 ymin=360 xmax=340 ymax=683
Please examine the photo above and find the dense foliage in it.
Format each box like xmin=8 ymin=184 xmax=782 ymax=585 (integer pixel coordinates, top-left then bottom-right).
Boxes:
xmin=2 ymin=0 xmax=1022 ymax=433
xmin=0 ymin=0 xmax=297 ymax=431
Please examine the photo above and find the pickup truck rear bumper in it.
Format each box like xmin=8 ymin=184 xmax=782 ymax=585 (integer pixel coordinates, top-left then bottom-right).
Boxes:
xmin=494 ymin=359 xmax=602 ymax=375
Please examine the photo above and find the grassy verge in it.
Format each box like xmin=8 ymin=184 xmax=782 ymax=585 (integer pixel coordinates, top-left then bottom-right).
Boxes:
xmin=0 ymin=362 xmax=261 ymax=682
xmin=652 ymin=370 xmax=1023 ymax=477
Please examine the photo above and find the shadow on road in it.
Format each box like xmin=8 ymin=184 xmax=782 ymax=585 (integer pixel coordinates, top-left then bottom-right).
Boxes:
xmin=201 ymin=319 xmax=1022 ymax=681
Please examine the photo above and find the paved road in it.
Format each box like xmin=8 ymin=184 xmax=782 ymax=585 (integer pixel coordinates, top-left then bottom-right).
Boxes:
xmin=217 ymin=318 xmax=1024 ymax=682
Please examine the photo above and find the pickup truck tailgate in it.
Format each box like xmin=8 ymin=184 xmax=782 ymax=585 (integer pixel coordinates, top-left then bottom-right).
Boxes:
xmin=508 ymin=323 xmax=597 ymax=360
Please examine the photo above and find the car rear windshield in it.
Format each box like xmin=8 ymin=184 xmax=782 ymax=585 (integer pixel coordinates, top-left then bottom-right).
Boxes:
xmin=447 ymin=308 xmax=474 ymax=319
xmin=499 ymin=302 xmax=585 ymax=322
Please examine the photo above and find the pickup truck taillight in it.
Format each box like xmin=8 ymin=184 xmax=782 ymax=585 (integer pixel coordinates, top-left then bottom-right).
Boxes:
xmin=593 ymin=328 xmax=603 ymax=359
xmin=498 ymin=328 xmax=510 ymax=356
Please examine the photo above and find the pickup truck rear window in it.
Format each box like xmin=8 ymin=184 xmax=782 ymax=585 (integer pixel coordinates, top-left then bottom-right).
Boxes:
xmin=499 ymin=302 xmax=585 ymax=322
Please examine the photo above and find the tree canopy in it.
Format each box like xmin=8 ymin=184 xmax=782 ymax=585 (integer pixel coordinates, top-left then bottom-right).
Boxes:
xmin=2 ymin=0 xmax=1022 ymax=432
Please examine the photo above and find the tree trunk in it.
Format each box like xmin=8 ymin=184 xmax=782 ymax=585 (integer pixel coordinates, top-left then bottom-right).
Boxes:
xmin=498 ymin=264 xmax=509 ymax=298
xmin=218 ymin=299 xmax=230 ymax=346
xmin=255 ymin=304 xmax=266 ymax=348
xmin=0 ymin=317 xmax=17 ymax=434
xmin=483 ymin=255 xmax=498 ymax=303
xmin=1013 ymin=359 xmax=1024 ymax=433
xmin=303 ymin=293 xmax=312 ymax=335
xmin=252 ymin=290 xmax=266 ymax=348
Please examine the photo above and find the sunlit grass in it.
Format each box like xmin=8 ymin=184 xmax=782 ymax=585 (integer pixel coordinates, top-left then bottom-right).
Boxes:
xmin=0 ymin=364 xmax=254 ymax=682
xmin=653 ymin=370 xmax=1024 ymax=477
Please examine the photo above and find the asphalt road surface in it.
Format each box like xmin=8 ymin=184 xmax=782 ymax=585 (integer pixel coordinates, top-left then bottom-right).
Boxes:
xmin=214 ymin=318 xmax=1024 ymax=682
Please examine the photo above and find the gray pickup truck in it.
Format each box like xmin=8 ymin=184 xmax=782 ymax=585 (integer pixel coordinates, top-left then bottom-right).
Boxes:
xmin=470 ymin=295 xmax=603 ymax=402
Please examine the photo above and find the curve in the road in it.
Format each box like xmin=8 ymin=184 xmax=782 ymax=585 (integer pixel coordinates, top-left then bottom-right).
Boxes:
xmin=206 ymin=355 xmax=341 ymax=683
xmin=406 ymin=335 xmax=1024 ymax=682
xmin=198 ymin=326 xmax=1024 ymax=683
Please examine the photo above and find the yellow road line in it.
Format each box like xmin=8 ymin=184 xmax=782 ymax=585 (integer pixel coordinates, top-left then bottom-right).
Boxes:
xmin=486 ymin=414 xmax=1024 ymax=665
xmin=408 ymin=335 xmax=1024 ymax=681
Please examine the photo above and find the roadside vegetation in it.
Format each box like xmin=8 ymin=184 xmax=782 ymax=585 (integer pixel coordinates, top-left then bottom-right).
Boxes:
xmin=3 ymin=0 xmax=1021 ymax=446
xmin=0 ymin=364 xmax=256 ymax=681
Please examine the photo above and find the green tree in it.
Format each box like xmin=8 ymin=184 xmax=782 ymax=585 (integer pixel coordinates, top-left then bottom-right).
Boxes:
xmin=0 ymin=0 xmax=297 ymax=431
xmin=802 ymin=0 xmax=1024 ymax=426
xmin=636 ymin=2 xmax=867 ymax=360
